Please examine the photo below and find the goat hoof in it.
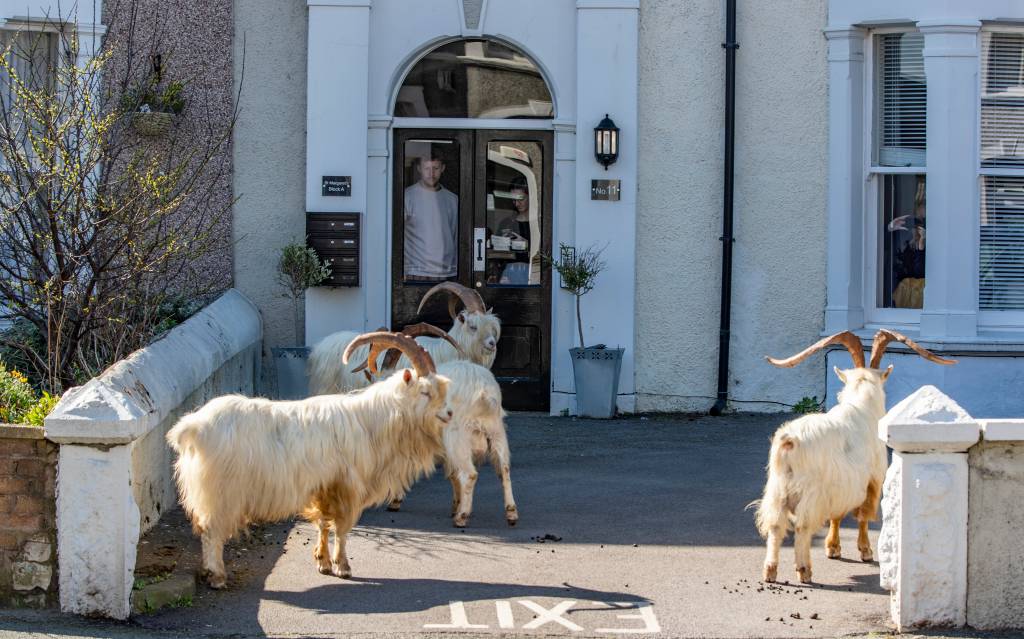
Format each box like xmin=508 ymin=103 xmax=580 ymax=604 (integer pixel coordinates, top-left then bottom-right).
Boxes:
xmin=386 ymin=501 xmax=402 ymax=512
xmin=827 ymin=546 xmax=842 ymax=559
xmin=317 ymin=562 xmax=332 ymax=575
xmin=762 ymin=563 xmax=777 ymax=583
xmin=796 ymin=566 xmax=812 ymax=583
xmin=331 ymin=563 xmax=352 ymax=579
xmin=207 ymin=573 xmax=227 ymax=590
xmin=505 ymin=506 xmax=519 ymax=526
xmin=453 ymin=514 xmax=469 ymax=528
xmin=860 ymin=550 xmax=874 ymax=563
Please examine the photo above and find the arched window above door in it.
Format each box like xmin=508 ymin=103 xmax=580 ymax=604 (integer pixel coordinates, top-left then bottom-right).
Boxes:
xmin=395 ymin=39 xmax=553 ymax=119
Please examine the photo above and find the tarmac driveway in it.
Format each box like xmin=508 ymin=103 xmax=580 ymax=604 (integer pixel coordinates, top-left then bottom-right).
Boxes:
xmin=6 ymin=412 xmax=893 ymax=638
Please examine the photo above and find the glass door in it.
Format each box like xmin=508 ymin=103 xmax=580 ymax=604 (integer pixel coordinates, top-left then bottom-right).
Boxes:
xmin=392 ymin=129 xmax=552 ymax=410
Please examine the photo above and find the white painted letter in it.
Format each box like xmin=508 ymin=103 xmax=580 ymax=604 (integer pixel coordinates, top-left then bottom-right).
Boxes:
xmin=423 ymin=601 xmax=489 ymax=629
xmin=519 ymin=600 xmax=583 ymax=631
xmin=495 ymin=600 xmax=515 ymax=629
xmin=594 ymin=602 xmax=661 ymax=634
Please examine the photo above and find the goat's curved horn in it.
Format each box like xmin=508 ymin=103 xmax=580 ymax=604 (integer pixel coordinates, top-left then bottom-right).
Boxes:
xmin=417 ymin=282 xmax=485 ymax=320
xmin=868 ymin=329 xmax=957 ymax=369
xmin=343 ymin=331 xmax=436 ymax=378
xmin=402 ymin=322 xmax=465 ymax=356
xmin=766 ymin=330 xmax=865 ymax=369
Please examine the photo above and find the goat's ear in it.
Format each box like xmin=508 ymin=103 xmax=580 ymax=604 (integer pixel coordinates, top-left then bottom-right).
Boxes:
xmin=402 ymin=369 xmax=413 ymax=385
xmin=833 ymin=366 xmax=847 ymax=384
xmin=881 ymin=364 xmax=894 ymax=381
xmin=457 ymin=311 xmax=466 ymax=323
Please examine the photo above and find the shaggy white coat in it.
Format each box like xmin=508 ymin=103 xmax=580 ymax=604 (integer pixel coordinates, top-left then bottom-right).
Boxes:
xmin=307 ymin=310 xmax=500 ymax=396
xmin=754 ymin=366 xmax=889 ymax=584
xmin=434 ymin=359 xmax=518 ymax=527
xmin=166 ymin=368 xmax=451 ymax=587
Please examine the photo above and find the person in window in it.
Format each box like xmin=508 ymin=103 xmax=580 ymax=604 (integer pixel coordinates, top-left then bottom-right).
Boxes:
xmin=889 ymin=181 xmax=926 ymax=309
xmin=494 ymin=176 xmax=532 ymax=284
xmin=404 ymin=152 xmax=458 ymax=282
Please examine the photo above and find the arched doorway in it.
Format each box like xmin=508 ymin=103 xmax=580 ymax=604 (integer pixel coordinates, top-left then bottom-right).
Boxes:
xmin=391 ymin=39 xmax=554 ymax=410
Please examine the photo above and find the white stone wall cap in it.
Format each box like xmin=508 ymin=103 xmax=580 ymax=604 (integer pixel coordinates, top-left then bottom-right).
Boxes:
xmin=879 ymin=385 xmax=980 ymax=453
xmin=45 ymin=289 xmax=260 ymax=445
xmin=978 ymin=419 xmax=1024 ymax=442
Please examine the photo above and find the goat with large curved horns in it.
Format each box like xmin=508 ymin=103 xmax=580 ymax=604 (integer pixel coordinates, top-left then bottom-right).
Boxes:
xmin=754 ymin=329 xmax=954 ymax=584
xmin=167 ymin=332 xmax=452 ymax=587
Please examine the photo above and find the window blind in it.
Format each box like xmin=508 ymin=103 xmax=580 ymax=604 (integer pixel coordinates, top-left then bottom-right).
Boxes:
xmin=981 ymin=32 xmax=1024 ymax=167
xmin=980 ymin=32 xmax=1024 ymax=311
xmin=877 ymin=32 xmax=926 ymax=167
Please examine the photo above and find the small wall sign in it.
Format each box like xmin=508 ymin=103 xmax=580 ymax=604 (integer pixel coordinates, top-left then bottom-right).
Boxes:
xmin=591 ymin=179 xmax=621 ymax=201
xmin=322 ymin=176 xmax=352 ymax=197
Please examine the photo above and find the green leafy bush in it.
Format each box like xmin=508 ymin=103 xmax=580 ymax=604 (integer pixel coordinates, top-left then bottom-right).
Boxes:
xmin=21 ymin=392 xmax=59 ymax=427
xmin=278 ymin=242 xmax=331 ymax=344
xmin=792 ymin=396 xmax=824 ymax=414
xmin=0 ymin=363 xmax=36 ymax=423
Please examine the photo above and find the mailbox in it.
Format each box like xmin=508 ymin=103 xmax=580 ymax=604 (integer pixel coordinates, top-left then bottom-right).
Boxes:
xmin=306 ymin=212 xmax=360 ymax=287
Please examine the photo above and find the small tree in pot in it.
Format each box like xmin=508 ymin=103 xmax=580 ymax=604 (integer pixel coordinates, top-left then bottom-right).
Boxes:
xmin=546 ymin=243 xmax=623 ymax=418
xmin=273 ymin=242 xmax=331 ymax=399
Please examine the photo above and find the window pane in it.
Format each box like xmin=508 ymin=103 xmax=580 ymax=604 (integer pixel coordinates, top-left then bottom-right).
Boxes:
xmin=875 ymin=32 xmax=926 ymax=167
xmin=396 ymin=39 xmax=553 ymax=119
xmin=485 ymin=141 xmax=542 ymax=287
xmin=879 ymin=174 xmax=926 ymax=309
xmin=402 ymin=140 xmax=459 ymax=283
xmin=981 ymin=32 xmax=1024 ymax=168
xmin=980 ymin=176 xmax=1024 ymax=310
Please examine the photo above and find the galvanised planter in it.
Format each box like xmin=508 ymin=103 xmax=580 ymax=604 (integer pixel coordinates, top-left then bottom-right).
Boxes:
xmin=570 ymin=347 xmax=624 ymax=419
xmin=271 ymin=347 xmax=310 ymax=400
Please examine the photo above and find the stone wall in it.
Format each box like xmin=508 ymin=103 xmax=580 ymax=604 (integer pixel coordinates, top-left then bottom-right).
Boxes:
xmin=0 ymin=425 xmax=57 ymax=608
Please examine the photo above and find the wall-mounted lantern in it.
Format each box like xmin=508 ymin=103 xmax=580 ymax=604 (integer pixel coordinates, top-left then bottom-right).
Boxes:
xmin=594 ymin=114 xmax=619 ymax=170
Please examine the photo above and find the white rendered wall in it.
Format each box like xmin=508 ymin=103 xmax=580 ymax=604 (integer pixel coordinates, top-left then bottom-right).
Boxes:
xmin=233 ymin=0 xmax=308 ymax=357
xmin=635 ymin=0 xmax=828 ymax=412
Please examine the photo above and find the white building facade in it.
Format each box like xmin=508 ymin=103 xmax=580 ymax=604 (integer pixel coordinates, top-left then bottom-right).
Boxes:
xmin=230 ymin=0 xmax=1024 ymax=416
xmin=824 ymin=1 xmax=1024 ymax=417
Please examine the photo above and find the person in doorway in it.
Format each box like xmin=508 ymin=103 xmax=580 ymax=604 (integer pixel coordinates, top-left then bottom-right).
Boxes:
xmin=404 ymin=151 xmax=458 ymax=281
xmin=496 ymin=176 xmax=532 ymax=240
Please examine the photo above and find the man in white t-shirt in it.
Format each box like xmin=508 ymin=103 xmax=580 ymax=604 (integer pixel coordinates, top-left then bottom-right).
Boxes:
xmin=404 ymin=153 xmax=458 ymax=281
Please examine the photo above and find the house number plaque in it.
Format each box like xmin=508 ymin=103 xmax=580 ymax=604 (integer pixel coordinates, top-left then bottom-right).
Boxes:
xmin=322 ymin=176 xmax=352 ymax=197
xmin=591 ymin=179 xmax=621 ymax=201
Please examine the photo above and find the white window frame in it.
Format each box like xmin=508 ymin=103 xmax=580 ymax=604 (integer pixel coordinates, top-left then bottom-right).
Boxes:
xmin=863 ymin=26 xmax=926 ymax=329
xmin=978 ymin=24 xmax=1024 ymax=330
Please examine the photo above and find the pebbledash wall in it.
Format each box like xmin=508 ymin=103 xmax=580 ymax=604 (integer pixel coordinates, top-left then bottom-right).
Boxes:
xmin=233 ymin=0 xmax=828 ymax=414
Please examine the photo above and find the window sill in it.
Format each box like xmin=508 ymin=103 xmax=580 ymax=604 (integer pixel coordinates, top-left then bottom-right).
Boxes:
xmin=824 ymin=327 xmax=1024 ymax=355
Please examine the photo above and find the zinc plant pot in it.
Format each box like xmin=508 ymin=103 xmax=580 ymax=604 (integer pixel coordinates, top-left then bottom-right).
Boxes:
xmin=570 ymin=346 xmax=624 ymax=418
xmin=271 ymin=346 xmax=310 ymax=400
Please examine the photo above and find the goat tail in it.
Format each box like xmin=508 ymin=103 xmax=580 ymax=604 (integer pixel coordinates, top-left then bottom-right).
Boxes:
xmin=752 ymin=432 xmax=796 ymax=539
xmin=166 ymin=411 xmax=205 ymax=453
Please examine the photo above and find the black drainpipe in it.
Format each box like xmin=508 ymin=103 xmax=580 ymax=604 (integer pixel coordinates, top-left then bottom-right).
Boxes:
xmin=710 ymin=0 xmax=738 ymax=416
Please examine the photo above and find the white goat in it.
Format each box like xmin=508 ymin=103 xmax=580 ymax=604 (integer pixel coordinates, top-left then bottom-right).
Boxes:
xmin=325 ymin=325 xmax=519 ymax=526
xmin=754 ymin=329 xmax=954 ymax=584
xmin=308 ymin=282 xmax=501 ymax=396
xmin=433 ymin=359 xmax=517 ymax=527
xmin=166 ymin=333 xmax=451 ymax=588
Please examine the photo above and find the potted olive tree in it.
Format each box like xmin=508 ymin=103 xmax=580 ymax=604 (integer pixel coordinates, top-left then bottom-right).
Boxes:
xmin=547 ymin=243 xmax=623 ymax=418
xmin=273 ymin=241 xmax=331 ymax=399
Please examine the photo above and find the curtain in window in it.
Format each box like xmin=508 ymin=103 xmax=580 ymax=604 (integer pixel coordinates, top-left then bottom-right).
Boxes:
xmin=877 ymin=32 xmax=926 ymax=167
xmin=980 ymin=32 xmax=1024 ymax=310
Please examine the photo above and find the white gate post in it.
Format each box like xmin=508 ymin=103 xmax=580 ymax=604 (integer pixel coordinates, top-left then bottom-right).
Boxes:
xmin=877 ymin=385 xmax=980 ymax=630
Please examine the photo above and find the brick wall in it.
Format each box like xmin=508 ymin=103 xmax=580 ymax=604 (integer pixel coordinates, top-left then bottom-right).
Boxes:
xmin=0 ymin=425 xmax=58 ymax=608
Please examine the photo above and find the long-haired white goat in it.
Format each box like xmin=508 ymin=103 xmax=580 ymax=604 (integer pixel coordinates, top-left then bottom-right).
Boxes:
xmin=322 ymin=323 xmax=519 ymax=526
xmin=308 ymin=282 xmax=501 ymax=396
xmin=166 ymin=332 xmax=452 ymax=588
xmin=754 ymin=329 xmax=954 ymax=584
